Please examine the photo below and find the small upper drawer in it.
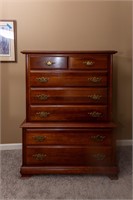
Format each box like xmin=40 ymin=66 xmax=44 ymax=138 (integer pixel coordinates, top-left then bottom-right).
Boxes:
xmin=69 ymin=54 xmax=108 ymax=70
xmin=29 ymin=55 xmax=67 ymax=69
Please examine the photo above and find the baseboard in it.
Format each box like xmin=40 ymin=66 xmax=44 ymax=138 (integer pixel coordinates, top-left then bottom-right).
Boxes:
xmin=0 ymin=140 xmax=132 ymax=150
xmin=116 ymin=140 xmax=132 ymax=146
xmin=0 ymin=143 xmax=22 ymax=150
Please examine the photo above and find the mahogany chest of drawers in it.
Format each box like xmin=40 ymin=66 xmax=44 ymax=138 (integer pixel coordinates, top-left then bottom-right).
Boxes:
xmin=20 ymin=51 xmax=118 ymax=179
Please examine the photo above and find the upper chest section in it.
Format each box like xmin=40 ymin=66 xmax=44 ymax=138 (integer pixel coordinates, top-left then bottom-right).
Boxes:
xmin=22 ymin=51 xmax=117 ymax=71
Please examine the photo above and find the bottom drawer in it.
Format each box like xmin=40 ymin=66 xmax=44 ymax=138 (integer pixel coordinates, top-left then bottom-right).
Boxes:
xmin=25 ymin=146 xmax=113 ymax=166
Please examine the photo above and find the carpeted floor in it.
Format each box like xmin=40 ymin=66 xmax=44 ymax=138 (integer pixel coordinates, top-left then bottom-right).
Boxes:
xmin=0 ymin=146 xmax=132 ymax=200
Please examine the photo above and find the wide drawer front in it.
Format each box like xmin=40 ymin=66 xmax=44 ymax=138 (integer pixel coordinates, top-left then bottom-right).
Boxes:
xmin=69 ymin=54 xmax=108 ymax=70
xmin=29 ymin=55 xmax=67 ymax=69
xmin=25 ymin=146 xmax=113 ymax=166
xmin=30 ymin=71 xmax=107 ymax=87
xmin=28 ymin=105 xmax=108 ymax=122
xmin=30 ymin=88 xmax=107 ymax=105
xmin=25 ymin=129 xmax=112 ymax=145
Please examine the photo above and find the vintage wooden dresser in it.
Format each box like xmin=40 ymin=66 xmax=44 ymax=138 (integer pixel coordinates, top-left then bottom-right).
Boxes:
xmin=20 ymin=50 xmax=118 ymax=179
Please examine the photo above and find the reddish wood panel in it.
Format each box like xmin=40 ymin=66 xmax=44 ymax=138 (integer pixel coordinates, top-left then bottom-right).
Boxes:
xmin=20 ymin=121 xmax=117 ymax=129
xmin=21 ymin=50 xmax=117 ymax=54
xmin=69 ymin=54 xmax=108 ymax=70
xmin=30 ymin=88 xmax=107 ymax=105
xmin=20 ymin=166 xmax=119 ymax=177
xmin=29 ymin=71 xmax=107 ymax=87
xmin=28 ymin=105 xmax=108 ymax=122
xmin=20 ymin=51 xmax=118 ymax=178
xmin=24 ymin=129 xmax=112 ymax=145
xmin=25 ymin=146 xmax=113 ymax=166
xmin=29 ymin=55 xmax=67 ymax=70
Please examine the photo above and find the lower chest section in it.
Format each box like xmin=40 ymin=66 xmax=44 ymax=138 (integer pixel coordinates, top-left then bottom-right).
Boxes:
xmin=22 ymin=128 xmax=115 ymax=167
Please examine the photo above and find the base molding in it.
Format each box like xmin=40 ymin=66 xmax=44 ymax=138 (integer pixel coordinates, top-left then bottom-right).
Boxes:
xmin=0 ymin=143 xmax=22 ymax=150
xmin=0 ymin=140 xmax=132 ymax=150
xmin=116 ymin=140 xmax=132 ymax=146
xmin=20 ymin=165 xmax=119 ymax=178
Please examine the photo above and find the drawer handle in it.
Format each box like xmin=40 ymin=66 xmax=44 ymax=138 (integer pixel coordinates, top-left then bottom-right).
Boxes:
xmin=88 ymin=111 xmax=102 ymax=118
xmin=91 ymin=135 xmax=105 ymax=142
xmin=93 ymin=153 xmax=106 ymax=161
xmin=33 ymin=135 xmax=46 ymax=142
xmin=88 ymin=94 xmax=102 ymax=101
xmin=32 ymin=153 xmax=46 ymax=161
xmin=36 ymin=111 xmax=50 ymax=118
xmin=88 ymin=77 xmax=102 ymax=83
xmin=45 ymin=61 xmax=55 ymax=66
xmin=83 ymin=60 xmax=94 ymax=66
xmin=36 ymin=94 xmax=49 ymax=101
xmin=36 ymin=77 xmax=49 ymax=83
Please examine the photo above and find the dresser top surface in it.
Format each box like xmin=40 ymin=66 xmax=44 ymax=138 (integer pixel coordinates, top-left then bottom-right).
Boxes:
xmin=21 ymin=50 xmax=117 ymax=54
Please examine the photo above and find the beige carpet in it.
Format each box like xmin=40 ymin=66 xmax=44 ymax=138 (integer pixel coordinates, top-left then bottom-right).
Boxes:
xmin=0 ymin=146 xmax=132 ymax=199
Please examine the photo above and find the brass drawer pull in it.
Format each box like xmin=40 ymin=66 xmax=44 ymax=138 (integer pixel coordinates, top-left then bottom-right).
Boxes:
xmin=88 ymin=94 xmax=102 ymax=100
xmin=88 ymin=111 xmax=102 ymax=118
xmin=93 ymin=153 xmax=106 ymax=161
xmin=83 ymin=60 xmax=95 ymax=66
xmin=88 ymin=77 xmax=102 ymax=83
xmin=33 ymin=135 xmax=46 ymax=142
xmin=45 ymin=61 xmax=55 ymax=66
xmin=91 ymin=135 xmax=105 ymax=142
xmin=36 ymin=111 xmax=50 ymax=118
xmin=36 ymin=94 xmax=49 ymax=101
xmin=36 ymin=77 xmax=49 ymax=83
xmin=32 ymin=153 xmax=46 ymax=161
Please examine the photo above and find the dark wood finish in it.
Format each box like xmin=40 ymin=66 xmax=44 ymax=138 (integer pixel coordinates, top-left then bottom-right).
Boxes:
xmin=25 ymin=146 xmax=113 ymax=166
xmin=30 ymin=71 xmax=107 ymax=87
xmin=28 ymin=105 xmax=108 ymax=122
xmin=20 ymin=121 xmax=117 ymax=129
xmin=30 ymin=88 xmax=107 ymax=105
xmin=20 ymin=50 xmax=118 ymax=178
xmin=20 ymin=166 xmax=119 ymax=178
xmin=69 ymin=54 xmax=108 ymax=70
xmin=29 ymin=55 xmax=67 ymax=70
xmin=21 ymin=50 xmax=117 ymax=54
xmin=25 ymin=129 xmax=112 ymax=145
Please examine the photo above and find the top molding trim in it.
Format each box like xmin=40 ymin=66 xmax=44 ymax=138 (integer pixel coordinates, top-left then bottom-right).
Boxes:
xmin=21 ymin=50 xmax=117 ymax=54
